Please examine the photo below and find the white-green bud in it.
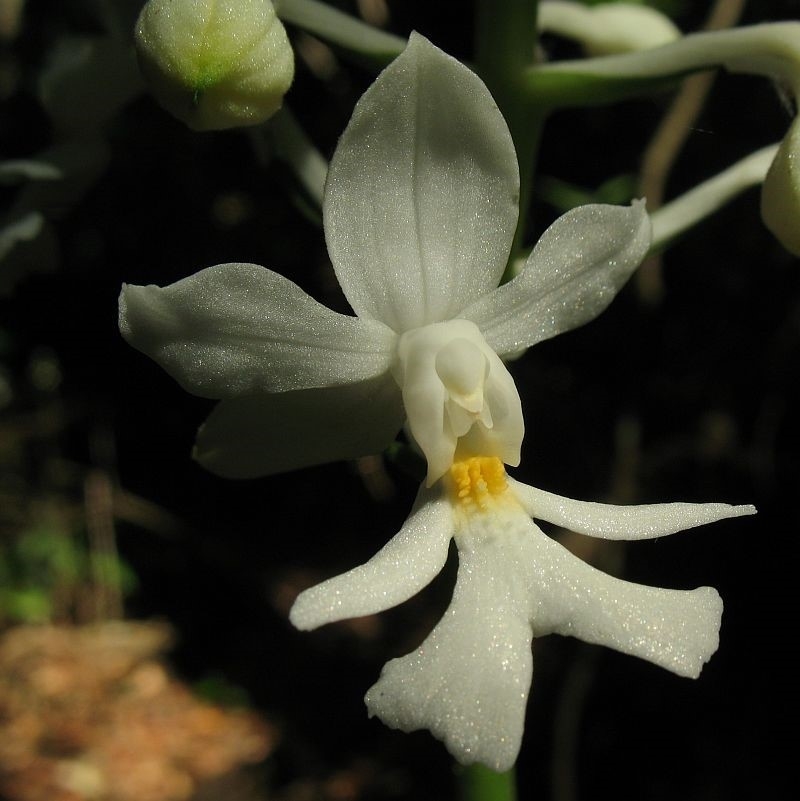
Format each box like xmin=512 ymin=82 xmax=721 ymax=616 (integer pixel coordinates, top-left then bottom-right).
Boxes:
xmin=134 ymin=0 xmax=294 ymax=131
xmin=539 ymin=1 xmax=680 ymax=57
xmin=761 ymin=115 xmax=800 ymax=257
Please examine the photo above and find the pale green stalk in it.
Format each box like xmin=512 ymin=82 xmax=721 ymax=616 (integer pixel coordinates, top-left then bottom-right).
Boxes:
xmin=276 ymin=0 xmax=405 ymax=68
xmin=476 ymin=0 xmax=545 ymax=274
xmin=650 ymin=143 xmax=779 ymax=250
xmin=526 ymin=22 xmax=800 ymax=108
xmin=458 ymin=763 xmax=518 ymax=801
xmin=269 ymin=108 xmax=328 ymax=207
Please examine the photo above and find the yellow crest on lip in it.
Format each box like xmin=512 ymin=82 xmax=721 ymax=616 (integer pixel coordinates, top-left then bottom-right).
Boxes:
xmin=449 ymin=456 xmax=507 ymax=511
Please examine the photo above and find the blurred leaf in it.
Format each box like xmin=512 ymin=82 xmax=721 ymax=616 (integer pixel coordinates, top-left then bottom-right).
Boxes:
xmin=0 ymin=212 xmax=44 ymax=261
xmin=0 ymin=160 xmax=62 ymax=185
xmin=11 ymin=138 xmax=111 ymax=222
xmin=39 ymin=36 xmax=144 ymax=136
xmin=92 ymin=552 xmax=139 ymax=596
xmin=0 ymin=587 xmax=52 ymax=623
xmin=193 ymin=672 xmax=252 ymax=708
xmin=16 ymin=525 xmax=83 ymax=585
xmin=537 ymin=173 xmax=638 ymax=212
xmin=0 ymin=215 xmax=58 ymax=296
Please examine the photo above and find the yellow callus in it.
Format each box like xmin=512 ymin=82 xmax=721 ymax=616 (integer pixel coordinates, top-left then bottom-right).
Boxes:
xmin=448 ymin=456 xmax=508 ymax=512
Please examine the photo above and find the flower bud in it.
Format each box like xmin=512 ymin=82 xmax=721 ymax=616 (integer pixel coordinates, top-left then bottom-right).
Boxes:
xmin=584 ymin=3 xmax=680 ymax=56
xmin=539 ymin=1 xmax=680 ymax=57
xmin=134 ymin=0 xmax=294 ymax=131
xmin=761 ymin=115 xmax=800 ymax=256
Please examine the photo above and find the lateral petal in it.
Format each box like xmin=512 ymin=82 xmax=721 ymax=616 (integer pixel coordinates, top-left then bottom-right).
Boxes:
xmin=365 ymin=526 xmax=535 ymax=772
xmin=324 ymin=33 xmax=519 ymax=331
xmin=509 ymin=478 xmax=756 ymax=540
xmin=289 ymin=485 xmax=453 ymax=631
xmin=194 ymin=373 xmax=404 ymax=479
xmin=119 ymin=262 xmax=395 ymax=399
xmin=463 ymin=201 xmax=650 ymax=357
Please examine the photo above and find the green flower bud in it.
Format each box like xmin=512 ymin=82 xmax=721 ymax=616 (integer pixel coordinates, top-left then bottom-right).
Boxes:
xmin=761 ymin=115 xmax=800 ymax=256
xmin=135 ymin=0 xmax=294 ymax=131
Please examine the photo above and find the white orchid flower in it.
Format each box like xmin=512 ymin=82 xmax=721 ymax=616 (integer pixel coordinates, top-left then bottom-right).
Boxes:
xmin=119 ymin=34 xmax=650 ymax=484
xmin=291 ymin=455 xmax=755 ymax=771
xmin=118 ymin=34 xmax=754 ymax=771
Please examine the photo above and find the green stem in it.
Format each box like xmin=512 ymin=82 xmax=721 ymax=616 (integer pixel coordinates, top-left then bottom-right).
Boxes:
xmin=475 ymin=0 xmax=546 ymax=272
xmin=458 ymin=763 xmax=518 ymax=801
xmin=649 ymin=142 xmax=778 ymax=251
xmin=475 ymin=0 xmax=540 ymax=77
xmin=269 ymin=108 xmax=329 ymax=207
xmin=525 ymin=22 xmax=800 ymax=109
xmin=277 ymin=0 xmax=405 ymax=69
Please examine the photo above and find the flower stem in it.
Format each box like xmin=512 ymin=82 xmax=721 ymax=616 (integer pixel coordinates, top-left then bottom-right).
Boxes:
xmin=475 ymin=0 xmax=546 ymax=271
xmin=649 ymin=143 xmax=778 ymax=251
xmin=458 ymin=763 xmax=518 ymax=801
xmin=525 ymin=22 xmax=800 ymax=108
xmin=276 ymin=0 xmax=405 ymax=68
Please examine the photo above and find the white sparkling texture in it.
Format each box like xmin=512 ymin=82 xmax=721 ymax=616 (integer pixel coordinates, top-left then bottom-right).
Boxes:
xmin=292 ymin=468 xmax=754 ymax=771
xmin=120 ymin=35 xmax=651 ymax=480
xmin=290 ymin=484 xmax=454 ymax=630
xmin=117 ymin=31 xmax=757 ymax=771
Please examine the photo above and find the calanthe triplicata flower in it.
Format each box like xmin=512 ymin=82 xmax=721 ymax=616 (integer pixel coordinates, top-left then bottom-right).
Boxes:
xmin=119 ymin=33 xmax=754 ymax=771
xmin=119 ymin=33 xmax=650 ymax=485
xmin=291 ymin=456 xmax=754 ymax=771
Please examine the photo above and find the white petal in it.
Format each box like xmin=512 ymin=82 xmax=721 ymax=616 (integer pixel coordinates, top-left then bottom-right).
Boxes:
xmin=289 ymin=485 xmax=453 ymax=631
xmin=527 ymin=525 xmax=722 ymax=678
xmin=194 ymin=374 xmax=404 ymax=479
xmin=119 ymin=262 xmax=395 ymax=399
xmin=509 ymin=478 xmax=756 ymax=540
xmin=463 ymin=201 xmax=651 ymax=357
xmin=324 ymin=33 xmax=520 ymax=331
xmin=365 ymin=527 xmax=535 ymax=771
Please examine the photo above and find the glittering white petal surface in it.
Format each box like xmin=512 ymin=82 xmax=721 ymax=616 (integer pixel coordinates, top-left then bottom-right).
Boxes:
xmin=194 ymin=373 xmax=404 ymax=479
xmin=290 ymin=485 xmax=454 ymax=631
xmin=365 ymin=517 xmax=536 ymax=772
xmin=119 ymin=263 xmax=395 ymax=399
xmin=526 ymin=521 xmax=722 ymax=677
xmin=509 ymin=478 xmax=756 ymax=540
xmin=462 ymin=201 xmax=651 ymax=357
xmin=324 ymin=33 xmax=520 ymax=332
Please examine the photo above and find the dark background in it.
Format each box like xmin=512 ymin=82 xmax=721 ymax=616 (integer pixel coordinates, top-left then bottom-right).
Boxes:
xmin=2 ymin=1 xmax=798 ymax=799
